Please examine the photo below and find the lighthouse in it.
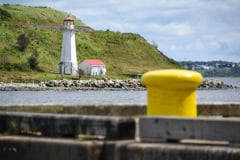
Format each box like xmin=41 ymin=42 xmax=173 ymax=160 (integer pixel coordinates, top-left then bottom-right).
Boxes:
xmin=59 ymin=16 xmax=78 ymax=75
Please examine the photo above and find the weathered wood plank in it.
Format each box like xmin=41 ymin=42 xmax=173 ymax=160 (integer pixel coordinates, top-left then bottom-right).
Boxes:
xmin=0 ymin=112 xmax=135 ymax=140
xmin=139 ymin=116 xmax=240 ymax=143
xmin=1 ymin=103 xmax=240 ymax=117
xmin=198 ymin=103 xmax=240 ymax=117
xmin=116 ymin=142 xmax=240 ymax=160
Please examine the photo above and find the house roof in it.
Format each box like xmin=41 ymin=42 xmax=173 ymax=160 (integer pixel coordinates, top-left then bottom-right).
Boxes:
xmin=85 ymin=59 xmax=105 ymax=66
xmin=64 ymin=16 xmax=74 ymax=21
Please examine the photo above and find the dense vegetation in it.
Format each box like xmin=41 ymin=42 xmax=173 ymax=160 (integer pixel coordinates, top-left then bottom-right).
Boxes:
xmin=0 ymin=4 xmax=180 ymax=82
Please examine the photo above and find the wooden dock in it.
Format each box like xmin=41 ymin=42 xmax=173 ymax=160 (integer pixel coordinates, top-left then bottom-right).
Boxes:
xmin=0 ymin=103 xmax=240 ymax=160
xmin=0 ymin=103 xmax=240 ymax=117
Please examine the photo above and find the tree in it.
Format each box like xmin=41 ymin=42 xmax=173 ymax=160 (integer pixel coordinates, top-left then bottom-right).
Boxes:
xmin=16 ymin=33 xmax=30 ymax=52
xmin=28 ymin=50 xmax=39 ymax=70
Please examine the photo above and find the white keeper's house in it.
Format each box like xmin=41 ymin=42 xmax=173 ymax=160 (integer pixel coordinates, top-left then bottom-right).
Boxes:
xmin=78 ymin=59 xmax=107 ymax=76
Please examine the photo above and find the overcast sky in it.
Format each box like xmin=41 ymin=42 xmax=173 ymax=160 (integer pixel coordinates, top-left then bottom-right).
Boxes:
xmin=1 ymin=0 xmax=240 ymax=62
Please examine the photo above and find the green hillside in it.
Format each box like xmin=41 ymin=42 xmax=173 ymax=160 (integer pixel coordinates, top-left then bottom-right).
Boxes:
xmin=0 ymin=4 xmax=180 ymax=82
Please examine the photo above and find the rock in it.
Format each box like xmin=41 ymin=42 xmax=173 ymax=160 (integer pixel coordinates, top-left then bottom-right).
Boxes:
xmin=0 ymin=78 xmax=237 ymax=91
xmin=198 ymin=79 xmax=236 ymax=89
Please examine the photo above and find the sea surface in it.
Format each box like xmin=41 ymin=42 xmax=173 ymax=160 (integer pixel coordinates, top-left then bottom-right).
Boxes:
xmin=0 ymin=77 xmax=240 ymax=105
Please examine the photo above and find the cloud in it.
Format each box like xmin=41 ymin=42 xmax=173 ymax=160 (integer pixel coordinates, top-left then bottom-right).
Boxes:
xmin=90 ymin=20 xmax=137 ymax=32
xmin=144 ymin=22 xmax=193 ymax=36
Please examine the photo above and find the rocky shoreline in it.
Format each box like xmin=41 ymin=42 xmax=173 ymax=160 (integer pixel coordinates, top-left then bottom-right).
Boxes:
xmin=0 ymin=78 xmax=237 ymax=91
xmin=198 ymin=79 xmax=237 ymax=90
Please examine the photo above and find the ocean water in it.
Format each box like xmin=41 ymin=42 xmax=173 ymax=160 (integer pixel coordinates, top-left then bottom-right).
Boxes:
xmin=0 ymin=78 xmax=239 ymax=105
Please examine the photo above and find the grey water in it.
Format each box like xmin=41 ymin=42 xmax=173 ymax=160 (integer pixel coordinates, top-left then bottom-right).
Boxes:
xmin=0 ymin=77 xmax=240 ymax=105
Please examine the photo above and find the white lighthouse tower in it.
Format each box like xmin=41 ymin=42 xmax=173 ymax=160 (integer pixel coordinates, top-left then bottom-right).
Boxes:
xmin=59 ymin=16 xmax=78 ymax=75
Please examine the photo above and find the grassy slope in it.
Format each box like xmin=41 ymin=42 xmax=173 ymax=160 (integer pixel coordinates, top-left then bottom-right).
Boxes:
xmin=76 ymin=31 xmax=179 ymax=74
xmin=0 ymin=4 xmax=84 ymax=26
xmin=0 ymin=4 xmax=180 ymax=82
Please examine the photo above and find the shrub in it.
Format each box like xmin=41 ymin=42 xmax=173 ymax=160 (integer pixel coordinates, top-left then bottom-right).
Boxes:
xmin=0 ymin=8 xmax=12 ymax=20
xmin=0 ymin=55 xmax=10 ymax=70
xmin=28 ymin=49 xmax=40 ymax=70
xmin=28 ymin=56 xmax=38 ymax=70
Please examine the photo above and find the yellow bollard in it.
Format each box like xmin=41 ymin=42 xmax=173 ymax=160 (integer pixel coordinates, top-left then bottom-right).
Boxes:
xmin=141 ymin=69 xmax=203 ymax=117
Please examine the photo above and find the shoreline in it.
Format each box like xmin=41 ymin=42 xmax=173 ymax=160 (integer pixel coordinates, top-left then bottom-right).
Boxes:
xmin=0 ymin=78 xmax=237 ymax=91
